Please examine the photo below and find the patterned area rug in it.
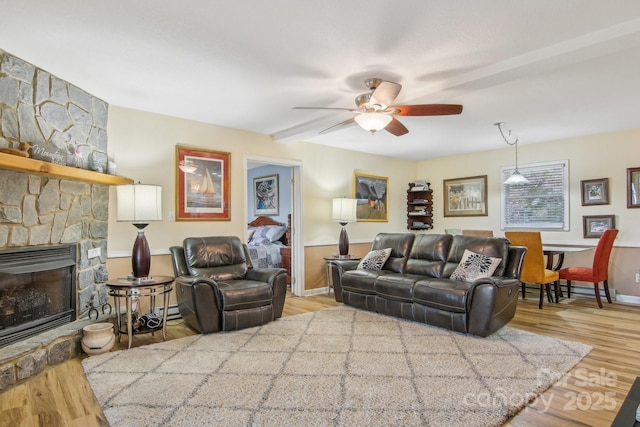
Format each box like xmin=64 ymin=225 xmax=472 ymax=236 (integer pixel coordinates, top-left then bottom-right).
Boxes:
xmin=82 ymin=306 xmax=591 ymax=426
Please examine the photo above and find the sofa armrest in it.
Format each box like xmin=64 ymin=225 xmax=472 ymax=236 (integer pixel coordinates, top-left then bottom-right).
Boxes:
xmin=503 ymin=246 xmax=528 ymax=280
xmin=328 ymin=260 xmax=360 ymax=302
xmin=246 ymin=268 xmax=287 ymax=318
xmin=174 ymin=275 xmax=223 ymax=333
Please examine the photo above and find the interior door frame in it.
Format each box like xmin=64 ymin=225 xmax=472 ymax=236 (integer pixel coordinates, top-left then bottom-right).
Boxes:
xmin=244 ymin=154 xmax=304 ymax=296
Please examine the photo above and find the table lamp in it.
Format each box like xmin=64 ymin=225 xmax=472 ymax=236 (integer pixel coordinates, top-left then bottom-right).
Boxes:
xmin=332 ymin=198 xmax=357 ymax=257
xmin=116 ymin=184 xmax=163 ymax=279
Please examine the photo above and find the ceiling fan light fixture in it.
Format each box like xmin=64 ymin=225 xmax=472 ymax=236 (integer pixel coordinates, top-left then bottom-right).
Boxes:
xmin=354 ymin=113 xmax=392 ymax=134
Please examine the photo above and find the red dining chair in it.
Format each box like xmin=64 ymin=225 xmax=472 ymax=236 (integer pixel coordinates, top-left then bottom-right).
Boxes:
xmin=558 ymin=229 xmax=618 ymax=308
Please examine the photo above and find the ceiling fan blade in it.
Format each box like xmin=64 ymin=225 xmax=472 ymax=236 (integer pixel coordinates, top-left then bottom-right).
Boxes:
xmin=319 ymin=118 xmax=356 ymax=134
xmin=384 ymin=118 xmax=409 ymax=136
xmin=293 ymin=106 xmax=355 ymax=112
xmin=392 ymin=104 xmax=463 ymax=116
xmin=369 ymin=81 xmax=402 ymax=108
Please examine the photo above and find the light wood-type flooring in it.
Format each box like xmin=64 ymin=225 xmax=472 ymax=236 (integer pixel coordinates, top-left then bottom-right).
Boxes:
xmin=1 ymin=291 xmax=638 ymax=426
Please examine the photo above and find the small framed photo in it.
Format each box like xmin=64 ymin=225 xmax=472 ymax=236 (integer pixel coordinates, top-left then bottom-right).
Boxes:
xmin=175 ymin=145 xmax=230 ymax=221
xmin=581 ymin=178 xmax=609 ymax=206
xmin=583 ymin=215 xmax=615 ymax=238
xmin=443 ymin=175 xmax=488 ymax=217
xmin=627 ymin=167 xmax=640 ymax=208
xmin=253 ymin=174 xmax=279 ymax=215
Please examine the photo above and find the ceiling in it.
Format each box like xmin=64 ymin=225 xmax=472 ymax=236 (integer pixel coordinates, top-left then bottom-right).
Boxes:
xmin=3 ymin=1 xmax=640 ymax=161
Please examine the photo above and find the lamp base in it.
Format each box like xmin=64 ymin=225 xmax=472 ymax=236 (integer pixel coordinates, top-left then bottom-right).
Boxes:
xmin=132 ymin=224 xmax=150 ymax=279
xmin=338 ymin=225 xmax=349 ymax=256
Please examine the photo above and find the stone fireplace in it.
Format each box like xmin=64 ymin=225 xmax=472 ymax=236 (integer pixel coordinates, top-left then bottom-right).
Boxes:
xmin=0 ymin=50 xmax=123 ymax=389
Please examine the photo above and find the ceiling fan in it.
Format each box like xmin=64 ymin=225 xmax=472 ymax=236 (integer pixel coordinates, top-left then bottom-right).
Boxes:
xmin=294 ymin=78 xmax=463 ymax=136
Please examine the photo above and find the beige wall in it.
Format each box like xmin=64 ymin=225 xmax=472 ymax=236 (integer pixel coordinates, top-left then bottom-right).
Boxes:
xmin=417 ymin=128 xmax=640 ymax=297
xmin=106 ymin=106 xmax=415 ymax=292
xmin=106 ymin=106 xmax=640 ymax=298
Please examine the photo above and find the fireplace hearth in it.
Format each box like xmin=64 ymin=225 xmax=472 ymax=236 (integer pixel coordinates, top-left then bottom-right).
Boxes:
xmin=0 ymin=245 xmax=77 ymax=348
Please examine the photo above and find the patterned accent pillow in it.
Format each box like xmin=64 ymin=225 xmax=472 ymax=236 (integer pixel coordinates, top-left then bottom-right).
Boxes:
xmin=248 ymin=225 xmax=286 ymax=245
xmin=450 ymin=249 xmax=502 ymax=282
xmin=357 ymin=248 xmax=392 ymax=271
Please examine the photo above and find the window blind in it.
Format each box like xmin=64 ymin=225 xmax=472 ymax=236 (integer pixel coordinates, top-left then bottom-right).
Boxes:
xmin=501 ymin=160 xmax=569 ymax=230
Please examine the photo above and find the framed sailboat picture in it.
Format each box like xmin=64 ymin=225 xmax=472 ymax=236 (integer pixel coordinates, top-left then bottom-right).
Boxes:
xmin=175 ymin=145 xmax=230 ymax=221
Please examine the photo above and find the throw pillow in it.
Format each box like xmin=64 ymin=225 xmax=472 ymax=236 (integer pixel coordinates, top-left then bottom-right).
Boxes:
xmin=357 ymin=248 xmax=392 ymax=271
xmin=450 ymin=249 xmax=502 ymax=282
xmin=249 ymin=225 xmax=286 ymax=245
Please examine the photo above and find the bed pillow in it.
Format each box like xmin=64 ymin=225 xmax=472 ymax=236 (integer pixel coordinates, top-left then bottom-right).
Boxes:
xmin=357 ymin=248 xmax=392 ymax=271
xmin=248 ymin=225 xmax=286 ymax=245
xmin=450 ymin=249 xmax=501 ymax=282
xmin=247 ymin=229 xmax=255 ymax=242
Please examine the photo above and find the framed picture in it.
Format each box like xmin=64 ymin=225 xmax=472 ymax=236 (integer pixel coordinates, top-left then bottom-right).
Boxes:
xmin=581 ymin=178 xmax=609 ymax=206
xmin=353 ymin=172 xmax=388 ymax=222
xmin=583 ymin=215 xmax=615 ymax=238
xmin=627 ymin=167 xmax=640 ymax=208
xmin=253 ymin=174 xmax=279 ymax=215
xmin=175 ymin=145 xmax=230 ymax=221
xmin=443 ymin=175 xmax=488 ymax=217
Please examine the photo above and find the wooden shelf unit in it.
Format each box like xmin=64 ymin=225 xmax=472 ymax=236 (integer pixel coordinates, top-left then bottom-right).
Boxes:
xmin=0 ymin=153 xmax=133 ymax=185
xmin=407 ymin=182 xmax=433 ymax=230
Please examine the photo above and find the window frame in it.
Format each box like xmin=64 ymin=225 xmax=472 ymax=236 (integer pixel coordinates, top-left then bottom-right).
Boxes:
xmin=501 ymin=159 xmax=569 ymax=230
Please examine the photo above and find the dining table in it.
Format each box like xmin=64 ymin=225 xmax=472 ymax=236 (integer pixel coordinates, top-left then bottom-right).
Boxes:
xmin=542 ymin=245 xmax=593 ymax=302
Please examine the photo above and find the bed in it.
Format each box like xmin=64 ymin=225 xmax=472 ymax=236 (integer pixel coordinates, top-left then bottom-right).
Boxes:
xmin=246 ymin=215 xmax=291 ymax=270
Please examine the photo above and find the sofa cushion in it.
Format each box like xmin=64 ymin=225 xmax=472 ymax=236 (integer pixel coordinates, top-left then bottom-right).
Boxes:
xmin=375 ymin=273 xmax=425 ymax=302
xmin=413 ymin=278 xmax=472 ymax=313
xmin=216 ymin=280 xmax=273 ymax=311
xmin=358 ymin=248 xmax=392 ymax=270
xmin=450 ymin=249 xmax=502 ymax=282
xmin=405 ymin=234 xmax=452 ymax=277
xmin=369 ymin=233 xmax=416 ymax=273
xmin=342 ymin=269 xmax=388 ymax=294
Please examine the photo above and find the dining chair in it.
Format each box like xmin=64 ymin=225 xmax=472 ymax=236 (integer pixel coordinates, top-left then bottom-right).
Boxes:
xmin=558 ymin=229 xmax=618 ymax=308
xmin=505 ymin=231 xmax=559 ymax=309
xmin=462 ymin=229 xmax=494 ymax=237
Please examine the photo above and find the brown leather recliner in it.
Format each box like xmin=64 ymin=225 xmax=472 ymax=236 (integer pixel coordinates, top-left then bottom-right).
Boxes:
xmin=169 ymin=236 xmax=287 ymax=333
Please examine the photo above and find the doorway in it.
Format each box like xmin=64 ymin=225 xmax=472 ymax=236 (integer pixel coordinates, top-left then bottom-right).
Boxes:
xmin=244 ymin=155 xmax=303 ymax=296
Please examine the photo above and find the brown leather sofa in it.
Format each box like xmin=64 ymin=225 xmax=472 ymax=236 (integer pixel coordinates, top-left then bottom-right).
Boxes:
xmin=169 ymin=236 xmax=287 ymax=333
xmin=329 ymin=233 xmax=527 ymax=337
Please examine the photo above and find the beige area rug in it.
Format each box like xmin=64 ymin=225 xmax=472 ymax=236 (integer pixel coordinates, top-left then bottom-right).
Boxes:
xmin=82 ymin=306 xmax=591 ymax=427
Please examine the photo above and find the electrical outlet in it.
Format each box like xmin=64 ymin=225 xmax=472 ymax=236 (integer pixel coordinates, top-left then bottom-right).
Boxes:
xmin=88 ymin=247 xmax=101 ymax=259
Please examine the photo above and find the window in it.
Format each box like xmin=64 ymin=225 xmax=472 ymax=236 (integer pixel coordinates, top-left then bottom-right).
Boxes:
xmin=501 ymin=160 xmax=569 ymax=230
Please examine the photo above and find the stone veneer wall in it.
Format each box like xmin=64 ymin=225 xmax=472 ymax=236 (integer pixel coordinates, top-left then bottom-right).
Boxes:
xmin=0 ymin=170 xmax=110 ymax=312
xmin=0 ymin=51 xmax=114 ymax=391
xmin=0 ymin=50 xmax=109 ymax=170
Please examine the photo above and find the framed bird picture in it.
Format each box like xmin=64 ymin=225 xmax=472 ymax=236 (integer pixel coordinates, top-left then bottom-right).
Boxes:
xmin=353 ymin=172 xmax=388 ymax=222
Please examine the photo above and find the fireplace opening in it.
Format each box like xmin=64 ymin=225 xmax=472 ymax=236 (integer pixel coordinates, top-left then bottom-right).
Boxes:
xmin=0 ymin=244 xmax=77 ymax=348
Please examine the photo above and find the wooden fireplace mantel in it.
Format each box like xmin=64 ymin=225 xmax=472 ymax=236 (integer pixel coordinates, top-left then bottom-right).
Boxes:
xmin=0 ymin=153 xmax=133 ymax=185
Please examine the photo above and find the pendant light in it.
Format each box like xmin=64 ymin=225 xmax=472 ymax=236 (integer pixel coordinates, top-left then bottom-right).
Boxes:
xmin=495 ymin=122 xmax=529 ymax=185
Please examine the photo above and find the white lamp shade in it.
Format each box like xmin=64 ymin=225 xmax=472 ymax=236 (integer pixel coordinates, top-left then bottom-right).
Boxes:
xmin=116 ymin=184 xmax=163 ymax=222
xmin=504 ymin=171 xmax=529 ymax=185
xmin=354 ymin=113 xmax=392 ymax=133
xmin=332 ymin=198 xmax=357 ymax=223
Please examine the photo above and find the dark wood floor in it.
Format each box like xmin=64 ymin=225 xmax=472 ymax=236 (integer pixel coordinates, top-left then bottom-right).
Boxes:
xmin=1 ymin=292 xmax=638 ymax=426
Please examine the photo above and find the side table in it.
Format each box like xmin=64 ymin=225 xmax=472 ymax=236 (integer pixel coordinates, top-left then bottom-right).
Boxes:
xmin=324 ymin=255 xmax=361 ymax=295
xmin=106 ymin=276 xmax=174 ymax=349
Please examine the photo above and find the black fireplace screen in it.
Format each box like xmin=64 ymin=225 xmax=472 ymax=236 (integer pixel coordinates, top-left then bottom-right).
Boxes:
xmin=0 ymin=245 xmax=76 ymax=348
